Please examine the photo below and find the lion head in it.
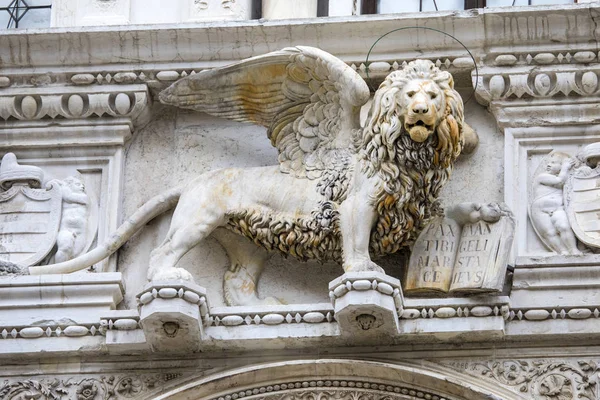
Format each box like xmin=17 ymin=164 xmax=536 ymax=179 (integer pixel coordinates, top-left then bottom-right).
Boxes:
xmin=361 ymin=59 xmax=464 ymax=180
xmin=360 ymin=59 xmax=465 ymax=255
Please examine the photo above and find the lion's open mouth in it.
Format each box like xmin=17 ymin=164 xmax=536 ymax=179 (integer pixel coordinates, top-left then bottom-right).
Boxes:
xmin=405 ymin=120 xmax=434 ymax=142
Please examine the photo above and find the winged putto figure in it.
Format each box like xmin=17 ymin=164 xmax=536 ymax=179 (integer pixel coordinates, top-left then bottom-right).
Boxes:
xmin=29 ymin=46 xmax=468 ymax=306
xmin=530 ymin=143 xmax=600 ymax=255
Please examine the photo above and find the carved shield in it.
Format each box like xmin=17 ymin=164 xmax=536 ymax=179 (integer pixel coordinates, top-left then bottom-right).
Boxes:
xmin=565 ymin=166 xmax=600 ymax=249
xmin=0 ymin=184 xmax=62 ymax=266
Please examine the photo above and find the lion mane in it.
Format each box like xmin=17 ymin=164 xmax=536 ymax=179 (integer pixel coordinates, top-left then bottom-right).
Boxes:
xmin=227 ymin=60 xmax=464 ymax=262
xmin=362 ymin=60 xmax=464 ymax=255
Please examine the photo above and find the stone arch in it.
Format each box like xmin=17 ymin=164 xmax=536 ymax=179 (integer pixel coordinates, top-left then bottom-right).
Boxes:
xmin=152 ymin=359 xmax=523 ymax=400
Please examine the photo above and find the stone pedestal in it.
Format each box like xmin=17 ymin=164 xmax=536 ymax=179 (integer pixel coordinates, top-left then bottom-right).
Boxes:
xmin=0 ymin=273 xmax=124 ymax=357
xmin=329 ymin=272 xmax=403 ymax=338
xmin=0 ymin=273 xmax=123 ymax=328
xmin=138 ymin=281 xmax=208 ymax=353
xmin=509 ymin=256 xmax=600 ymax=340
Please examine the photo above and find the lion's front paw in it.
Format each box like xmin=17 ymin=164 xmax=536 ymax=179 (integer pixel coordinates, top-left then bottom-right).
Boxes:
xmin=150 ymin=267 xmax=195 ymax=282
xmin=345 ymin=260 xmax=385 ymax=274
xmin=480 ymin=203 xmax=503 ymax=223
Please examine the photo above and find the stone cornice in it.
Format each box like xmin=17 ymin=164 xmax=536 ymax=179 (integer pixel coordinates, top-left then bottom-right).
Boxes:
xmin=0 ymin=84 xmax=151 ymax=147
xmin=0 ymin=85 xmax=150 ymax=121
xmin=0 ymin=4 xmax=598 ymax=93
xmin=474 ymin=56 xmax=600 ymax=126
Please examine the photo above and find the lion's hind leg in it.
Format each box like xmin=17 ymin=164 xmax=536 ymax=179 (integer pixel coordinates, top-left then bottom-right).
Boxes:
xmin=212 ymin=228 xmax=282 ymax=306
xmin=147 ymin=205 xmax=224 ymax=282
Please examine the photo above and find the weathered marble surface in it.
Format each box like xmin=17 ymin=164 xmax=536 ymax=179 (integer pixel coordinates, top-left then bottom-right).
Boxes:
xmin=3 ymin=7 xmax=600 ymax=396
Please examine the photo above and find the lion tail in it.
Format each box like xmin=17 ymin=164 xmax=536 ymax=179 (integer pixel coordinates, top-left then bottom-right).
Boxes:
xmin=28 ymin=186 xmax=184 ymax=275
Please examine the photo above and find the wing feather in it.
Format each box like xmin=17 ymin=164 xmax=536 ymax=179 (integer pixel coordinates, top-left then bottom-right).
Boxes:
xmin=159 ymin=46 xmax=370 ymax=178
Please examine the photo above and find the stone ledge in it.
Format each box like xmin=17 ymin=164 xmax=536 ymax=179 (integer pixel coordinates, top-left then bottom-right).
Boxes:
xmin=0 ymin=272 xmax=124 ymax=328
xmin=0 ymin=271 xmax=124 ymax=287
xmin=516 ymin=254 xmax=600 ymax=268
xmin=512 ymin=262 xmax=600 ymax=310
xmin=5 ymin=269 xmax=600 ymax=356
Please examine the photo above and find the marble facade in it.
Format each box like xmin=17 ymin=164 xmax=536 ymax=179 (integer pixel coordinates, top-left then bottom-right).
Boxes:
xmin=2 ymin=3 xmax=600 ymax=400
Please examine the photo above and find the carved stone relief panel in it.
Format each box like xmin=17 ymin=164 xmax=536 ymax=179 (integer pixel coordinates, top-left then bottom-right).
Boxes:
xmin=564 ymin=143 xmax=600 ymax=251
xmin=21 ymin=48 xmax=468 ymax=314
xmin=473 ymin=48 xmax=600 ymax=260
xmin=0 ymin=85 xmax=151 ymax=272
xmin=0 ymin=371 xmax=197 ymax=400
xmin=0 ymin=150 xmax=119 ymax=273
xmin=526 ymin=143 xmax=600 ymax=256
xmin=529 ymin=151 xmax=581 ymax=255
xmin=0 ymin=371 xmax=482 ymax=400
xmin=0 ymin=153 xmax=99 ymax=272
xmin=442 ymin=358 xmax=600 ymax=400
xmin=503 ymin=126 xmax=600 ymax=258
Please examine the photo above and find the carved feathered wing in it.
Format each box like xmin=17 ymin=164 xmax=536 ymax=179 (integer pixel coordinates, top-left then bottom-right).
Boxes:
xmin=159 ymin=46 xmax=370 ymax=178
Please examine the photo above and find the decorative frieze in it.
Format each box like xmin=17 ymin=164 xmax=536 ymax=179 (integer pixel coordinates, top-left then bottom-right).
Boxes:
xmin=475 ymin=65 xmax=600 ymax=105
xmin=138 ymin=285 xmax=207 ymax=309
xmin=507 ymin=307 xmax=600 ymax=322
xmin=443 ymin=358 xmax=600 ymax=400
xmin=211 ymin=380 xmax=449 ymax=400
xmin=100 ymin=317 xmax=139 ymax=332
xmin=0 ymin=323 xmax=102 ymax=339
xmin=0 ymin=371 xmax=192 ymax=400
xmin=401 ymin=304 xmax=509 ymax=320
xmin=0 ymin=58 xmax=477 ymax=93
xmin=0 ymin=85 xmax=149 ymax=123
xmin=492 ymin=51 xmax=598 ymax=66
xmin=209 ymin=309 xmax=335 ymax=327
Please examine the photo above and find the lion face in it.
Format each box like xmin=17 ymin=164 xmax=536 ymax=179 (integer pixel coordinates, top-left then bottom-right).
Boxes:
xmin=399 ymin=79 xmax=446 ymax=143
xmin=362 ymin=59 xmax=463 ymax=179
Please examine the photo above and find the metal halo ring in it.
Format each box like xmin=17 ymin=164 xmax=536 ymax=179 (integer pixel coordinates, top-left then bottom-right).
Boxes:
xmin=365 ymin=26 xmax=478 ymax=104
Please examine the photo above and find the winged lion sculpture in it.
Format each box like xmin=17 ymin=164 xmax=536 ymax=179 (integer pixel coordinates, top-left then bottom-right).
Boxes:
xmin=28 ymin=46 xmax=471 ymax=306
